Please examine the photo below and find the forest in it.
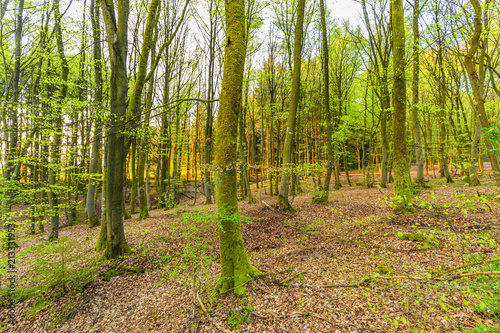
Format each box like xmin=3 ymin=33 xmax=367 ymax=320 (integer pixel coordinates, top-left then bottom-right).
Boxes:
xmin=1 ymin=0 xmax=500 ymax=331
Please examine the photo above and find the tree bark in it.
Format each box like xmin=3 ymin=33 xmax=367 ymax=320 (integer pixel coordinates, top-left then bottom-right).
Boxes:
xmin=277 ymin=0 xmax=305 ymax=209
xmin=464 ymin=0 xmax=500 ymax=187
xmin=87 ymin=0 xmax=103 ymax=228
xmin=412 ymin=0 xmax=424 ymax=185
xmin=313 ymin=0 xmax=332 ymax=204
xmin=213 ymin=0 xmax=263 ymax=296
xmin=391 ymin=0 xmax=413 ymax=208
xmin=48 ymin=0 xmax=69 ymax=241
xmin=100 ymin=0 xmax=133 ymax=257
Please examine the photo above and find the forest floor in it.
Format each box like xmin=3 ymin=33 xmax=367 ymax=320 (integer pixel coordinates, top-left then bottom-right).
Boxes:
xmin=1 ymin=167 xmax=500 ymax=333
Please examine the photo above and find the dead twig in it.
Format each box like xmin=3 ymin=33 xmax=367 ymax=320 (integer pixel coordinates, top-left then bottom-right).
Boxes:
xmin=279 ymin=270 xmax=307 ymax=285
xmin=196 ymin=293 xmax=234 ymax=333
xmin=261 ymin=200 xmax=274 ymax=211
xmin=248 ymin=275 xmax=272 ymax=294
xmin=285 ymin=277 xmax=371 ymax=289
xmin=292 ymin=311 xmax=333 ymax=324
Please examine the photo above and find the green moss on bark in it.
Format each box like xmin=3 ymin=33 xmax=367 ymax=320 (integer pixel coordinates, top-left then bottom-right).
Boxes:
xmin=88 ymin=215 xmax=101 ymax=228
xmin=94 ymin=223 xmax=107 ymax=251
xmin=391 ymin=0 xmax=413 ymax=209
xmin=212 ymin=0 xmax=263 ymax=296
xmin=138 ymin=205 xmax=149 ymax=220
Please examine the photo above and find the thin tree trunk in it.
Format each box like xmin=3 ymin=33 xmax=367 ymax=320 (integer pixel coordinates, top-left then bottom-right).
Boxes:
xmin=412 ymin=0 xmax=424 ymax=185
xmin=313 ymin=0 xmax=332 ymax=204
xmin=276 ymin=0 xmax=305 ymax=209
xmin=48 ymin=0 xmax=69 ymax=241
xmin=87 ymin=0 xmax=103 ymax=228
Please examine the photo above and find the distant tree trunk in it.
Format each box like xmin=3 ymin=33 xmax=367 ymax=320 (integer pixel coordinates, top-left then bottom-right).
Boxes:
xmin=391 ymin=0 xmax=413 ymax=208
xmin=48 ymin=0 xmax=69 ymax=241
xmin=100 ymin=0 xmax=133 ymax=257
xmin=469 ymin=115 xmax=481 ymax=185
xmin=204 ymin=0 xmax=218 ymax=205
xmin=160 ymin=54 xmax=171 ymax=208
xmin=137 ymin=18 xmax=159 ymax=219
xmin=130 ymin=142 xmax=137 ymax=214
xmin=277 ymin=0 xmax=305 ymax=209
xmin=412 ymin=0 xmax=424 ymax=185
xmin=379 ymin=83 xmax=389 ymax=188
xmin=87 ymin=0 xmax=103 ymax=228
xmin=313 ymin=0 xmax=332 ymax=204
xmin=213 ymin=0 xmax=264 ymax=296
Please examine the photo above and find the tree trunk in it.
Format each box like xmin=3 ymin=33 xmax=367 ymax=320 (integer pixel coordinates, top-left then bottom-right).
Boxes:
xmin=213 ymin=0 xmax=263 ymax=296
xmin=412 ymin=0 xmax=424 ymax=185
xmin=464 ymin=0 xmax=500 ymax=187
xmin=313 ymin=0 xmax=332 ymax=204
xmin=277 ymin=0 xmax=305 ymax=209
xmin=48 ymin=0 xmax=69 ymax=241
xmin=87 ymin=0 xmax=103 ymax=228
xmin=1 ymin=0 xmax=24 ymax=241
xmin=391 ymin=0 xmax=413 ymax=208
xmin=100 ymin=0 xmax=133 ymax=257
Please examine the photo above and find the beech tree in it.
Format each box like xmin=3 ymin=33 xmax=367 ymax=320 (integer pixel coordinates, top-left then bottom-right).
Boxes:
xmin=276 ymin=0 xmax=305 ymax=209
xmin=465 ymin=0 xmax=500 ymax=187
xmin=99 ymin=0 xmax=133 ymax=257
xmin=213 ymin=0 xmax=264 ymax=295
xmin=391 ymin=0 xmax=413 ymax=206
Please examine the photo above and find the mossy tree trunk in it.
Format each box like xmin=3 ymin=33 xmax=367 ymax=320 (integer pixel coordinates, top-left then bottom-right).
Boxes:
xmin=95 ymin=138 xmax=108 ymax=251
xmin=391 ymin=0 xmax=413 ymax=208
xmin=100 ymin=0 xmax=133 ymax=258
xmin=277 ymin=0 xmax=305 ymax=209
xmin=213 ymin=0 xmax=264 ymax=296
xmin=465 ymin=0 xmax=500 ymax=187
xmin=87 ymin=0 xmax=103 ymax=228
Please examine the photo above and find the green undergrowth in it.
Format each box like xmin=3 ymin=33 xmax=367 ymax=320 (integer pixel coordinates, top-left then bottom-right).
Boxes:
xmin=153 ymin=210 xmax=220 ymax=292
xmin=226 ymin=298 xmax=254 ymax=330
xmin=464 ymin=255 xmax=500 ymax=332
xmin=151 ymin=209 xmax=260 ymax=295
xmin=0 ymin=237 xmax=102 ymax=316
xmin=398 ymin=230 xmax=442 ymax=249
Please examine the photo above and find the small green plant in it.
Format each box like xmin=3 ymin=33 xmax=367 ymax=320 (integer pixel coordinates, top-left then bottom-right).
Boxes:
xmin=375 ymin=262 xmax=393 ymax=275
xmin=227 ymin=298 xmax=254 ymax=330
xmin=0 ymin=237 xmax=102 ymax=314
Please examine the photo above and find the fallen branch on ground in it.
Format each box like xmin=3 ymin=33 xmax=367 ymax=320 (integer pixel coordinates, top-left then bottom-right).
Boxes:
xmin=271 ymin=270 xmax=307 ymax=286
xmin=261 ymin=200 xmax=274 ymax=210
xmin=196 ymin=293 xmax=234 ymax=333
xmin=284 ymin=277 xmax=371 ymax=289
